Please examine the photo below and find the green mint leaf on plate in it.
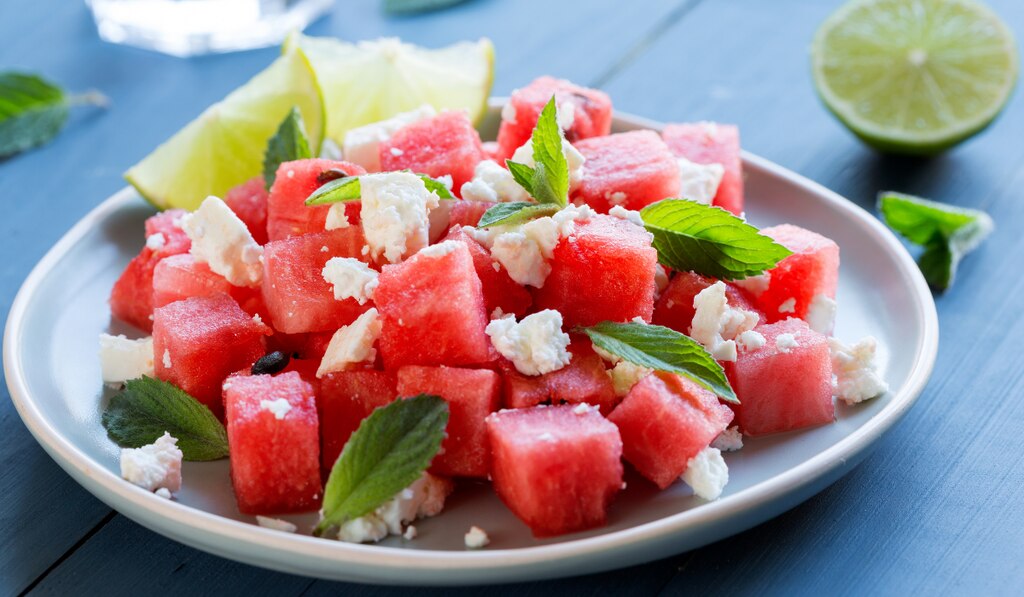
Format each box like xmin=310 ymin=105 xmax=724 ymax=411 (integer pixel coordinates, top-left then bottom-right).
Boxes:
xmin=504 ymin=96 xmax=569 ymax=206
xmin=305 ymin=172 xmax=453 ymax=205
xmin=0 ymin=72 xmax=107 ymax=159
xmin=878 ymin=191 xmax=994 ymax=291
xmin=577 ymin=321 xmax=738 ymax=403
xmin=640 ymin=199 xmax=792 ymax=280
xmin=101 ymin=376 xmax=228 ymax=461
xmin=314 ymin=394 xmax=449 ymax=536
xmin=477 ymin=202 xmax=561 ymax=228
xmin=263 ymin=106 xmax=312 ymax=190
xmin=383 ymin=0 xmax=471 ymax=15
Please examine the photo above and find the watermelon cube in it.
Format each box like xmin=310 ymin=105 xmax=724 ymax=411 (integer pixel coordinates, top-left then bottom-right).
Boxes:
xmin=224 ymin=371 xmax=321 ymax=514
xmin=608 ymin=372 xmax=734 ymax=489
xmin=267 ymin=330 xmax=336 ymax=362
xmin=224 ymin=176 xmax=270 ymax=245
xmin=266 ymin=159 xmax=365 ymax=241
xmin=447 ymin=200 xmax=494 ymax=229
xmin=662 ymin=122 xmax=744 ymax=215
xmin=261 ymin=230 xmax=370 ymax=334
xmin=653 ymin=271 xmax=763 ymax=334
xmin=495 ymin=76 xmax=613 ymax=160
xmin=729 ymin=318 xmax=834 ymax=436
xmin=502 ymin=350 xmax=617 ymax=414
xmin=571 ymin=131 xmax=681 ymax=213
xmin=444 ymin=227 xmax=532 ymax=318
xmin=153 ymin=294 xmax=269 ymax=418
xmin=533 ymin=215 xmax=658 ymax=327
xmin=319 ymin=370 xmax=397 ymax=474
xmin=152 ymin=254 xmax=233 ymax=308
xmin=375 ymin=241 xmax=491 ymax=368
xmin=379 ymin=111 xmax=485 ymax=193
xmin=396 ymin=366 xmax=501 ymax=478
xmin=757 ymin=225 xmax=840 ymax=323
xmin=486 ymin=404 xmax=623 ymax=537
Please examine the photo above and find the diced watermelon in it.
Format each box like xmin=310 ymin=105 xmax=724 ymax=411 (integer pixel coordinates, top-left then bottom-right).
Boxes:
xmin=144 ymin=209 xmax=191 ymax=254
xmin=653 ymin=271 xmax=763 ymax=334
xmin=319 ymin=370 xmax=397 ymax=475
xmin=608 ymin=372 xmax=734 ymax=489
xmin=757 ymin=225 xmax=840 ymax=323
xmin=482 ymin=141 xmax=501 ymax=162
xmin=396 ymin=366 xmax=501 ymax=478
xmin=486 ymin=404 xmax=623 ymax=537
xmin=375 ymin=241 xmax=491 ymax=368
xmin=266 ymin=159 xmax=365 ymax=241
xmin=495 ymin=76 xmax=613 ymax=160
xmin=444 ymin=227 xmax=532 ymax=318
xmin=153 ymin=294 xmax=269 ymax=418
xmin=379 ymin=111 xmax=485 ymax=193
xmin=261 ymin=230 xmax=370 ymax=334
xmin=224 ymin=176 xmax=269 ymax=245
xmin=571 ymin=131 xmax=681 ymax=213
xmin=502 ymin=345 xmax=617 ymax=414
xmin=152 ymin=254 xmax=233 ymax=308
xmin=447 ymin=200 xmax=494 ymax=229
xmin=267 ymin=330 xmax=335 ymax=361
xmin=662 ymin=122 xmax=744 ymax=215
xmin=729 ymin=318 xmax=834 ymax=436
xmin=224 ymin=371 xmax=321 ymax=514
xmin=533 ymin=215 xmax=658 ymax=327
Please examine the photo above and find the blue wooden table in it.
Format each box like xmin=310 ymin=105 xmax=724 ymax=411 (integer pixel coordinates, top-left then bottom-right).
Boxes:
xmin=2 ymin=0 xmax=1023 ymax=594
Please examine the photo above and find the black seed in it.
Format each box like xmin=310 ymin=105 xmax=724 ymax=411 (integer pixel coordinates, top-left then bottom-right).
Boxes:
xmin=251 ymin=351 xmax=290 ymax=376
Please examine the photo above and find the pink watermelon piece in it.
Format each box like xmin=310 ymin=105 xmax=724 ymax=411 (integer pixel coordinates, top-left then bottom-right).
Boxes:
xmin=662 ymin=122 xmax=745 ymax=215
xmin=495 ymin=76 xmax=613 ymax=160
xmin=447 ymin=200 xmax=494 ymax=229
xmin=379 ymin=111 xmax=485 ymax=193
xmin=533 ymin=215 xmax=658 ymax=327
xmin=319 ymin=370 xmax=397 ymax=475
xmin=502 ymin=343 xmax=617 ymax=414
xmin=653 ymin=271 xmax=763 ymax=334
xmin=757 ymin=224 xmax=840 ymax=323
xmin=152 ymin=254 xmax=233 ymax=309
xmin=266 ymin=159 xmax=365 ymax=241
xmin=571 ymin=130 xmax=681 ymax=213
xmin=482 ymin=141 xmax=501 ymax=162
xmin=444 ymin=227 xmax=532 ymax=318
xmin=608 ymin=371 xmax=734 ymax=489
xmin=153 ymin=293 xmax=270 ymax=419
xmin=486 ymin=404 xmax=623 ymax=537
xmin=375 ymin=241 xmax=491 ymax=368
xmin=267 ymin=330 xmax=336 ymax=362
xmin=224 ymin=371 xmax=321 ymax=515
xmin=224 ymin=176 xmax=270 ymax=245
xmin=728 ymin=318 xmax=834 ymax=436
xmin=261 ymin=230 xmax=371 ymax=334
xmin=396 ymin=366 xmax=501 ymax=478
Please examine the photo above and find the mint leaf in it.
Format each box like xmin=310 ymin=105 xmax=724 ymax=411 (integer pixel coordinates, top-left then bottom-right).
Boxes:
xmin=0 ymin=72 xmax=106 ymax=159
xmin=878 ymin=191 xmax=993 ymax=291
xmin=578 ymin=321 xmax=737 ymax=403
xmin=505 ymin=160 xmax=536 ymax=195
xmin=417 ymin=173 xmax=455 ymax=199
xmin=503 ymin=96 xmax=569 ymax=206
xmin=305 ymin=172 xmax=453 ymax=206
xmin=101 ymin=376 xmax=228 ymax=461
xmin=314 ymin=394 xmax=449 ymax=536
xmin=478 ymin=202 xmax=560 ymax=228
xmin=263 ymin=107 xmax=312 ymax=190
xmin=640 ymin=199 xmax=792 ymax=280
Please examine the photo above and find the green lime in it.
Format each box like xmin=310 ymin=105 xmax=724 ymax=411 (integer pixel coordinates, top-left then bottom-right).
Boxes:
xmin=812 ymin=0 xmax=1018 ymax=154
xmin=125 ymin=47 xmax=325 ymax=211
xmin=286 ymin=35 xmax=494 ymax=143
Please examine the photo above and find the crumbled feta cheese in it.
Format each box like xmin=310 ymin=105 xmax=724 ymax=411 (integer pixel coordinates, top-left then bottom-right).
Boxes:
xmin=573 ymin=403 xmax=595 ymax=415
xmin=180 ymin=196 xmax=263 ymax=287
xmin=775 ymin=333 xmax=798 ymax=353
xmin=259 ymin=398 xmax=292 ymax=420
xmin=486 ymin=310 xmax=572 ymax=376
xmin=256 ymin=516 xmax=297 ymax=533
xmin=337 ymin=473 xmax=451 ymax=543
xmin=360 ymin=172 xmax=440 ymax=263
xmin=605 ymin=191 xmax=628 ymax=206
xmin=556 ymin=100 xmax=576 ymax=130
xmin=594 ymin=345 xmax=653 ymax=397
xmin=417 ymin=239 xmax=459 ymax=258
xmin=778 ymin=297 xmax=797 ymax=313
xmin=736 ymin=330 xmax=767 ymax=352
xmin=99 ymin=334 xmax=154 ymax=384
xmin=342 ymin=104 xmax=436 ymax=171
xmin=120 ymin=432 xmax=182 ymax=494
xmin=145 ymin=233 xmax=166 ymax=250
xmin=677 ymin=157 xmax=725 ymax=205
xmin=711 ymin=426 xmax=744 ymax=452
xmin=162 ymin=349 xmax=172 ymax=369
xmin=734 ymin=272 xmax=771 ymax=298
xmin=681 ymin=446 xmax=729 ymax=500
xmin=325 ymin=204 xmax=350 ymax=230
xmin=460 ymin=160 xmax=531 ymax=203
xmin=511 ymin=137 xmax=586 ymax=193
xmin=403 ymin=525 xmax=418 ymax=540
xmin=690 ymin=282 xmax=759 ymax=362
xmin=806 ymin=293 xmax=837 ymax=334
xmin=608 ymin=205 xmax=645 ymax=227
xmin=464 ymin=526 xmax=490 ymax=549
xmin=501 ymin=101 xmax=517 ymax=124
xmin=654 ymin=264 xmax=670 ymax=300
xmin=489 ymin=205 xmax=594 ymax=288
xmin=155 ymin=487 xmax=172 ymax=499
xmin=389 ymin=147 xmax=404 ymax=157
xmin=829 ymin=336 xmax=889 ymax=405
xmin=317 ymin=309 xmax=383 ymax=378
xmin=321 ymin=257 xmax=379 ymax=305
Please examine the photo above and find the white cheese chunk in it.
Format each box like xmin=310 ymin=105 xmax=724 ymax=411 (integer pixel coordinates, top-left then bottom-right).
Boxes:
xmin=464 ymin=526 xmax=491 ymax=549
xmin=145 ymin=233 xmax=166 ymax=250
xmin=180 ymin=196 xmax=263 ymax=287
xmin=460 ymin=159 xmax=531 ymax=203
xmin=486 ymin=310 xmax=572 ymax=376
xmin=489 ymin=204 xmax=594 ymax=288
xmin=417 ymin=239 xmax=460 ymax=258
xmin=690 ymin=282 xmax=759 ymax=362
xmin=736 ymin=330 xmax=767 ymax=352
xmin=806 ymin=293 xmax=837 ymax=334
xmin=259 ymin=398 xmax=292 ymax=420
xmin=677 ymin=157 xmax=725 ymax=205
xmin=317 ymin=308 xmax=383 ymax=378
xmin=342 ymin=105 xmax=436 ymax=172
xmin=775 ymin=333 xmax=799 ymax=353
xmin=360 ymin=172 xmax=440 ymax=264
xmin=594 ymin=345 xmax=653 ymax=397
xmin=256 ymin=516 xmax=297 ymax=533
xmin=325 ymin=204 xmax=350 ymax=230
xmin=337 ymin=473 xmax=451 ymax=543
xmin=734 ymin=272 xmax=771 ymax=298
xmin=608 ymin=205 xmax=645 ymax=228
xmin=778 ymin=297 xmax=797 ymax=313
xmin=681 ymin=446 xmax=729 ymax=500
xmin=322 ymin=257 xmax=379 ymax=305
xmin=99 ymin=334 xmax=154 ymax=384
xmin=120 ymin=432 xmax=182 ymax=494
xmin=711 ymin=426 xmax=744 ymax=452
xmin=829 ymin=336 xmax=889 ymax=405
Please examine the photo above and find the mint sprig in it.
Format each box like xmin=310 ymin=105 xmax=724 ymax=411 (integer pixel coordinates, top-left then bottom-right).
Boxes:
xmin=0 ymin=72 xmax=107 ymax=159
xmin=314 ymin=394 xmax=449 ymax=536
xmin=477 ymin=202 xmax=561 ymax=228
xmin=101 ymin=376 xmax=228 ymax=461
xmin=640 ymin=199 xmax=792 ymax=280
xmin=263 ymin=107 xmax=312 ymax=190
xmin=305 ymin=171 xmax=454 ymax=206
xmin=878 ymin=191 xmax=993 ymax=291
xmin=577 ymin=321 xmax=738 ymax=403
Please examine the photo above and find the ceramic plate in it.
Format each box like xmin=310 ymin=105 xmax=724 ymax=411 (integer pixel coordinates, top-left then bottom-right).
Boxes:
xmin=4 ymin=101 xmax=938 ymax=585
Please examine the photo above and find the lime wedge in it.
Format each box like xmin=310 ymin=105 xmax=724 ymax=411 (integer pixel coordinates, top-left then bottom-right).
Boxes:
xmin=812 ymin=0 xmax=1018 ymax=154
xmin=125 ymin=47 xmax=325 ymax=211
xmin=286 ymin=35 xmax=494 ymax=143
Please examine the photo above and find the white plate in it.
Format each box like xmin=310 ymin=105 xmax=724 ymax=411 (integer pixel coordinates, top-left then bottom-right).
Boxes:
xmin=4 ymin=102 xmax=938 ymax=585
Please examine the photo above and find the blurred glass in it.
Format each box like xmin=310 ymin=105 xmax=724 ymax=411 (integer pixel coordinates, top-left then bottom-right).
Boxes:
xmin=86 ymin=0 xmax=334 ymax=57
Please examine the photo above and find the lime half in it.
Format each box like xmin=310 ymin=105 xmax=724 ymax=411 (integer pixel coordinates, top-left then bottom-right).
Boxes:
xmin=287 ymin=35 xmax=494 ymax=143
xmin=812 ymin=0 xmax=1018 ymax=154
xmin=125 ymin=47 xmax=325 ymax=211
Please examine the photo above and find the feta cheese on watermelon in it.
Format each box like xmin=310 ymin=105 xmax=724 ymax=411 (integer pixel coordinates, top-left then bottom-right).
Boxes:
xmin=734 ymin=273 xmax=771 ymax=297
xmin=321 ymin=257 xmax=378 ymax=305
xmin=608 ymin=205 xmax=645 ymax=227
xmin=180 ymin=196 xmax=263 ymax=287
xmin=464 ymin=526 xmax=490 ymax=549
xmin=316 ymin=308 xmax=382 ymax=378
xmin=342 ymin=105 xmax=436 ymax=172
xmin=324 ymin=204 xmax=350 ymax=230
xmin=460 ymin=160 xmax=531 ymax=203
xmin=593 ymin=345 xmax=653 ymax=397
xmin=511 ymin=137 xmax=586 ymax=192
xmin=360 ymin=172 xmax=440 ymax=263
xmin=120 ymin=432 xmax=182 ymax=494
xmin=336 ymin=473 xmax=453 ymax=543
xmin=486 ymin=310 xmax=572 ymax=376
xmin=778 ymin=297 xmax=797 ymax=313
xmin=677 ymin=157 xmax=724 ymax=205
xmin=489 ymin=205 xmax=595 ymax=288
xmin=417 ymin=239 xmax=459 ymax=257
xmin=776 ymin=333 xmax=799 ymax=353
xmin=711 ymin=426 xmax=744 ymax=452
xmin=736 ymin=330 xmax=767 ymax=352
xmin=146 ymin=233 xmax=166 ymax=250
xmin=690 ymin=281 xmax=759 ymax=362
xmin=806 ymin=293 xmax=838 ymax=334
xmin=256 ymin=516 xmax=297 ymax=533
xmin=98 ymin=334 xmax=154 ymax=384
xmin=681 ymin=446 xmax=729 ymax=500
xmin=259 ymin=398 xmax=292 ymax=420
xmin=829 ymin=336 xmax=888 ymax=404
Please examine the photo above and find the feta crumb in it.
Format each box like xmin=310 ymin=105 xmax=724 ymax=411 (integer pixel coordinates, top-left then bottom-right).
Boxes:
xmin=337 ymin=473 xmax=451 ymax=543
xmin=325 ymin=204 xmax=351 ymax=230
xmin=489 ymin=205 xmax=594 ymax=288
xmin=608 ymin=205 xmax=645 ymax=227
xmin=317 ymin=309 xmax=383 ymax=378
xmin=775 ymin=333 xmax=798 ymax=353
xmin=711 ymin=426 xmax=744 ymax=452
xmin=389 ymin=147 xmax=404 ymax=157
xmin=681 ymin=446 xmax=729 ymax=500
xmin=829 ymin=336 xmax=889 ymax=405
xmin=511 ymin=137 xmax=586 ymax=193
xmin=778 ymin=297 xmax=797 ymax=313
xmin=501 ymin=101 xmax=517 ymax=124
xmin=464 ymin=526 xmax=490 ymax=549
xmin=690 ymin=282 xmax=759 ymax=362
xmin=677 ymin=157 xmax=725 ymax=205
xmin=145 ymin=233 xmax=166 ymax=250
xmin=654 ymin=264 xmax=670 ymax=300
xmin=256 ymin=516 xmax=297 ymax=533
xmin=736 ymin=330 xmax=767 ymax=352
xmin=572 ymin=403 xmax=594 ymax=415
xmin=360 ymin=172 xmax=440 ymax=263
xmin=259 ymin=398 xmax=292 ymax=420
xmin=155 ymin=487 xmax=173 ymax=499
xmin=491 ymin=261 xmax=501 ymax=272
xmin=162 ymin=349 xmax=172 ymax=369
xmin=322 ymin=257 xmax=379 ymax=305
xmin=460 ymin=159 xmax=531 ymax=203
xmin=605 ymin=191 xmax=628 ymax=205
xmin=342 ymin=104 xmax=436 ymax=172
xmin=594 ymin=345 xmax=653 ymax=397
xmin=806 ymin=293 xmax=837 ymax=334
xmin=485 ymin=310 xmax=572 ymax=376
xmin=734 ymin=272 xmax=771 ymax=298
xmin=120 ymin=432 xmax=182 ymax=494
xmin=555 ymin=100 xmax=576 ymax=130
xmin=99 ymin=334 xmax=154 ymax=384
xmin=403 ymin=525 xmax=418 ymax=540
xmin=417 ymin=239 xmax=459 ymax=258
xmin=179 ymin=196 xmax=263 ymax=287
xmin=252 ymin=313 xmax=263 ymax=325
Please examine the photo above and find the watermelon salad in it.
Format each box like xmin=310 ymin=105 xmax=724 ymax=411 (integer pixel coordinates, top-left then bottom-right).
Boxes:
xmin=99 ymin=75 xmax=889 ymax=546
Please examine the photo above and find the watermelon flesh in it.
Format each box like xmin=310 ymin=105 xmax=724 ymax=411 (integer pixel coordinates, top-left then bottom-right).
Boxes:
xmin=444 ymin=227 xmax=532 ymax=318
xmin=379 ymin=111 xmax=485 ymax=193
xmin=502 ymin=345 xmax=618 ymax=414
xmin=486 ymin=404 xmax=623 ymax=537
xmin=319 ymin=370 xmax=397 ymax=475
xmin=571 ymin=130 xmax=681 ymax=213
xmin=224 ymin=371 xmax=322 ymax=514
xmin=653 ymin=271 xmax=763 ymax=334
xmin=267 ymin=330 xmax=335 ymax=362
xmin=396 ymin=365 xmax=501 ymax=478
xmin=266 ymin=159 xmax=365 ymax=241
xmin=224 ymin=176 xmax=270 ymax=245
xmin=152 ymin=254 xmax=233 ymax=309
xmin=662 ymin=122 xmax=744 ymax=215
xmin=757 ymin=225 xmax=840 ymax=323
xmin=447 ymin=200 xmax=494 ymax=229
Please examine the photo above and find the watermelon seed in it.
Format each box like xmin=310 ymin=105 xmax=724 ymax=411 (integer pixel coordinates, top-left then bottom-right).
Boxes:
xmin=251 ymin=351 xmax=290 ymax=376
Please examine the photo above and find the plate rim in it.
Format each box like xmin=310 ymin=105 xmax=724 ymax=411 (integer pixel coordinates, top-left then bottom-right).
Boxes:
xmin=3 ymin=105 xmax=939 ymax=584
